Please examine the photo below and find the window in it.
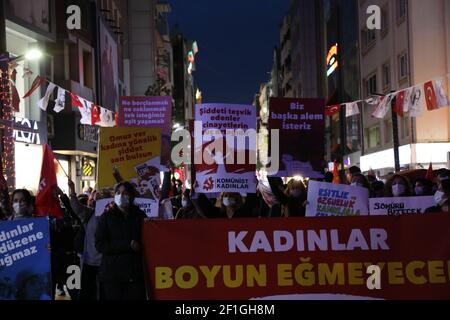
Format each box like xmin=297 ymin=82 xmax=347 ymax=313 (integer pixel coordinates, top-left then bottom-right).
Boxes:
xmin=361 ymin=27 xmax=376 ymax=51
xmin=397 ymin=0 xmax=407 ymax=22
xmin=382 ymin=63 xmax=391 ymax=89
xmin=83 ymin=50 xmax=93 ymax=89
xmin=398 ymin=53 xmax=408 ymax=80
xmin=365 ymin=125 xmax=381 ymax=149
xmin=381 ymin=6 xmax=389 ymax=37
xmin=364 ymin=73 xmax=377 ymax=97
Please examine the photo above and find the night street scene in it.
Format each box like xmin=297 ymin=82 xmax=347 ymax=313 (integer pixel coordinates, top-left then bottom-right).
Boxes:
xmin=1 ymin=0 xmax=450 ymax=312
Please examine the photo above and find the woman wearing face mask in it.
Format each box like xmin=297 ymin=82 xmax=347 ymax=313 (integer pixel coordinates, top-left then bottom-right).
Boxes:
xmin=414 ymin=178 xmax=433 ymax=196
xmin=175 ymin=189 xmax=206 ymax=219
xmin=9 ymin=189 xmax=34 ymax=220
xmin=95 ymin=182 xmax=147 ymax=300
xmin=384 ymin=174 xmax=413 ymax=198
xmin=218 ymin=192 xmax=254 ymax=219
xmin=426 ymin=178 xmax=450 ymax=213
xmin=350 ymin=174 xmax=370 ymax=190
xmin=268 ymin=177 xmax=307 ymax=217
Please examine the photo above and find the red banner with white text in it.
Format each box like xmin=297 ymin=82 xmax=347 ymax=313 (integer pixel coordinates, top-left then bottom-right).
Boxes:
xmin=142 ymin=214 xmax=450 ymax=300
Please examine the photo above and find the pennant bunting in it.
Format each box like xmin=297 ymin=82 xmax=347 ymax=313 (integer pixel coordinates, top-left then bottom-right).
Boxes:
xmin=345 ymin=102 xmax=360 ymax=117
xmin=37 ymin=82 xmax=56 ymax=111
xmin=408 ymin=85 xmax=425 ymax=117
xmin=70 ymin=92 xmax=84 ymax=108
xmin=100 ymin=107 xmax=116 ymax=127
xmin=372 ymin=94 xmax=395 ymax=119
xmin=53 ymin=87 xmax=66 ymax=113
xmin=23 ymin=75 xmax=45 ymax=98
xmin=78 ymin=97 xmax=93 ymax=125
xmin=325 ymin=104 xmax=341 ymax=116
xmin=433 ymin=78 xmax=449 ymax=108
xmin=424 ymin=81 xmax=438 ymax=111
xmin=91 ymin=104 xmax=101 ymax=125
xmin=393 ymin=90 xmax=406 ymax=117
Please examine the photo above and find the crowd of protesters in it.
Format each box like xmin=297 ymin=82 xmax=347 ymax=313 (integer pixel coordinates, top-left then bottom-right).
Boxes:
xmin=1 ymin=165 xmax=450 ymax=300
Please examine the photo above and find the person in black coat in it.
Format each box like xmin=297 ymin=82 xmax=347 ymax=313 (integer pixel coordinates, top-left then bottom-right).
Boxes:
xmin=95 ymin=182 xmax=147 ymax=300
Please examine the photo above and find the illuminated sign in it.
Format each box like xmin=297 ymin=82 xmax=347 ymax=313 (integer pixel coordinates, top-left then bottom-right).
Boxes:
xmin=326 ymin=44 xmax=338 ymax=77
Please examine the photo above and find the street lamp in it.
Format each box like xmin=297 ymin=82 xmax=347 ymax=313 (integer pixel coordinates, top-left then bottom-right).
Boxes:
xmin=9 ymin=47 xmax=43 ymax=64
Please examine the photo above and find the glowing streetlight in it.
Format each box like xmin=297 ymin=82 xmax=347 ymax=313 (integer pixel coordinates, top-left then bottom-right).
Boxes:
xmin=24 ymin=48 xmax=43 ymax=61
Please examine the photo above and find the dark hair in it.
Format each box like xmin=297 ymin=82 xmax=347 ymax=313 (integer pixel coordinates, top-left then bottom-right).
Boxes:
xmin=349 ymin=166 xmax=362 ymax=175
xmin=114 ymin=182 xmax=139 ymax=201
xmin=324 ymin=172 xmax=334 ymax=183
xmin=351 ymin=173 xmax=370 ymax=190
xmin=441 ymin=179 xmax=450 ymax=195
xmin=414 ymin=178 xmax=433 ymax=195
xmin=384 ymin=174 xmax=413 ymax=197
xmin=11 ymin=189 xmax=33 ymax=207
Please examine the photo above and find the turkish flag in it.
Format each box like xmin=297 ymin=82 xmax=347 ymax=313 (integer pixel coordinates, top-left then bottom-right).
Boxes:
xmin=425 ymin=162 xmax=434 ymax=181
xmin=424 ymin=81 xmax=438 ymax=111
xmin=332 ymin=161 xmax=340 ymax=184
xmin=91 ymin=104 xmax=101 ymax=125
xmin=35 ymin=144 xmax=63 ymax=218
xmin=115 ymin=112 xmax=119 ymax=127
xmin=325 ymin=104 xmax=341 ymax=116
xmin=70 ymin=92 xmax=84 ymax=108
xmin=393 ymin=90 xmax=405 ymax=117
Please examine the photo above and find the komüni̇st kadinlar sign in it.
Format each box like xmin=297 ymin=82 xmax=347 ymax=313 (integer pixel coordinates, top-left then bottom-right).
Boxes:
xmin=194 ymin=104 xmax=257 ymax=193
xmin=142 ymin=214 xmax=450 ymax=300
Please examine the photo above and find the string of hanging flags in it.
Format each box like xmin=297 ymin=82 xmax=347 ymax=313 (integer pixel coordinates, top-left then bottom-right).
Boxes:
xmin=324 ymin=75 xmax=450 ymax=119
xmin=22 ymin=75 xmax=117 ymax=127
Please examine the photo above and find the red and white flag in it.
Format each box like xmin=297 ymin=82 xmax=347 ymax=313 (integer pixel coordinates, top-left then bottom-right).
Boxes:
xmin=91 ymin=104 xmax=101 ymax=125
xmin=23 ymin=76 xmax=45 ymax=98
xmin=325 ymin=104 xmax=341 ymax=116
xmin=424 ymin=81 xmax=438 ymax=111
xmin=372 ymin=94 xmax=395 ymax=119
xmin=70 ymin=92 xmax=84 ymax=108
xmin=35 ymin=144 xmax=63 ymax=218
xmin=393 ymin=90 xmax=406 ymax=117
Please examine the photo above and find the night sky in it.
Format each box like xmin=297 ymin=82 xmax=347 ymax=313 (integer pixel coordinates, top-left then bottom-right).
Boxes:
xmin=169 ymin=0 xmax=290 ymax=105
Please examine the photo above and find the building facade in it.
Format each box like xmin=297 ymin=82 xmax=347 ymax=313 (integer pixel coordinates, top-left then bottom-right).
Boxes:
xmin=358 ymin=0 xmax=450 ymax=176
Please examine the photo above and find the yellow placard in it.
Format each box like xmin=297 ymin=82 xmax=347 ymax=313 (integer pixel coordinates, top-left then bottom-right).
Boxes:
xmin=97 ymin=127 xmax=161 ymax=189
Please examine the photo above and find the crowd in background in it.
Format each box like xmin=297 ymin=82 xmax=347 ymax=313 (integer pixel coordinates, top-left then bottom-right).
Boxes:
xmin=1 ymin=165 xmax=449 ymax=300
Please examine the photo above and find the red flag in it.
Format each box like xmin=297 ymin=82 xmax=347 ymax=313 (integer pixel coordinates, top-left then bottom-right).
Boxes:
xmin=393 ymin=90 xmax=405 ymax=117
xmin=35 ymin=144 xmax=63 ymax=218
xmin=325 ymin=104 xmax=341 ymax=116
xmin=115 ymin=112 xmax=119 ymax=127
xmin=91 ymin=104 xmax=101 ymax=125
xmin=70 ymin=92 xmax=83 ymax=108
xmin=424 ymin=81 xmax=438 ymax=111
xmin=332 ymin=161 xmax=340 ymax=184
xmin=425 ymin=163 xmax=434 ymax=181
xmin=23 ymin=76 xmax=45 ymax=98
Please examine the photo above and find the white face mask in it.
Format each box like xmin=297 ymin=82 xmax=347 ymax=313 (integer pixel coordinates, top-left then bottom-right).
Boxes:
xmin=392 ymin=184 xmax=406 ymax=197
xmin=181 ymin=199 xmax=188 ymax=208
xmin=114 ymin=194 xmax=130 ymax=208
xmin=223 ymin=197 xmax=236 ymax=208
xmin=415 ymin=187 xmax=424 ymax=196
xmin=13 ymin=203 xmax=29 ymax=217
xmin=434 ymin=191 xmax=447 ymax=206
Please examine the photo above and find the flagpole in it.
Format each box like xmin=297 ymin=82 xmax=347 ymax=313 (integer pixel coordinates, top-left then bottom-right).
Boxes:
xmin=54 ymin=157 xmax=69 ymax=179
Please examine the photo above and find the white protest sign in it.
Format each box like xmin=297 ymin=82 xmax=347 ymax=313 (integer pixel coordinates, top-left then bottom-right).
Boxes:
xmin=369 ymin=196 xmax=435 ymax=216
xmin=95 ymin=198 xmax=159 ymax=218
xmin=306 ymin=181 xmax=369 ymax=217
